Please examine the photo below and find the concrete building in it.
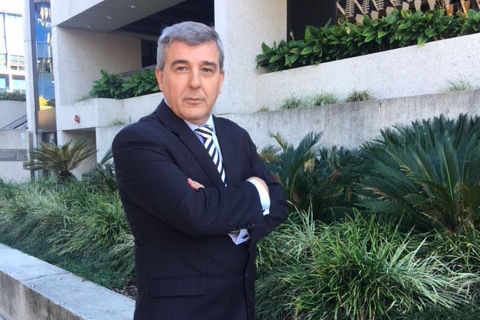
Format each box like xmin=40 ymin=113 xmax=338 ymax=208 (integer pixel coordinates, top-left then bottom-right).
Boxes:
xmin=13 ymin=0 xmax=480 ymax=181
xmin=0 ymin=0 xmax=25 ymax=94
xmin=0 ymin=0 xmax=29 ymax=182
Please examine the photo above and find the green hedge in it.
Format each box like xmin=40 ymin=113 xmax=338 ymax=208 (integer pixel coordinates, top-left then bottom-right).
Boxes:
xmin=257 ymin=9 xmax=480 ymax=72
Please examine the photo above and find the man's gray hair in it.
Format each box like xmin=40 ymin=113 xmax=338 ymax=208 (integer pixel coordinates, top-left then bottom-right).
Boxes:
xmin=156 ymin=21 xmax=224 ymax=71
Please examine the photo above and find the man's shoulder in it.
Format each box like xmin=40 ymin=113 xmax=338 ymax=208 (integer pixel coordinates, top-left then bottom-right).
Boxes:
xmin=213 ymin=115 xmax=246 ymax=133
xmin=112 ymin=111 xmax=165 ymax=146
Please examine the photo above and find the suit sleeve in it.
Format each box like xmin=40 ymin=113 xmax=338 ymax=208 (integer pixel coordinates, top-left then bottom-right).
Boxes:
xmin=113 ymin=124 xmax=287 ymax=238
xmin=241 ymin=130 xmax=289 ymax=242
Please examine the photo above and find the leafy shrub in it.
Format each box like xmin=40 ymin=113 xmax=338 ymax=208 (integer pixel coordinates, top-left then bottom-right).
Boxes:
xmin=90 ymin=70 xmax=126 ymax=99
xmin=444 ymin=79 xmax=477 ymax=91
xmin=261 ymin=132 xmax=322 ymax=203
xmin=261 ymin=132 xmax=364 ymax=222
xmin=312 ymin=92 xmax=338 ymax=106
xmin=89 ymin=69 xmax=159 ymax=99
xmin=0 ymin=91 xmax=26 ymax=101
xmin=295 ymin=146 xmax=364 ymax=222
xmin=82 ymin=149 xmax=117 ymax=193
xmin=256 ymin=209 xmax=479 ymax=320
xmin=257 ymin=8 xmax=479 ymax=72
xmin=23 ymin=138 xmax=97 ymax=182
xmin=345 ymin=90 xmax=374 ymax=102
xmin=356 ymin=114 xmax=480 ymax=234
xmin=0 ymin=178 xmax=133 ymax=290
xmin=279 ymin=95 xmax=308 ymax=109
xmin=122 ymin=68 xmax=159 ymax=98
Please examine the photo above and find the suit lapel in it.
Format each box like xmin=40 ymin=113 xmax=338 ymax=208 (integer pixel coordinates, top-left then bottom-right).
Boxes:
xmin=155 ymin=101 xmax=224 ymax=185
xmin=214 ymin=117 xmax=241 ymax=184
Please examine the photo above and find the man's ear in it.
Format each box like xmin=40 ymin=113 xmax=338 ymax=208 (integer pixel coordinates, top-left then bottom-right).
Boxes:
xmin=155 ymin=68 xmax=164 ymax=91
xmin=218 ymin=70 xmax=225 ymax=94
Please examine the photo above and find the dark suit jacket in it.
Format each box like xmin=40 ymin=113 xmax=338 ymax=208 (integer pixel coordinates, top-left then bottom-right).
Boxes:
xmin=112 ymin=100 xmax=289 ymax=320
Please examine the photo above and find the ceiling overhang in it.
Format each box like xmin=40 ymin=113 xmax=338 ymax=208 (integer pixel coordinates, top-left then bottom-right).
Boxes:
xmin=56 ymin=0 xmax=214 ymax=35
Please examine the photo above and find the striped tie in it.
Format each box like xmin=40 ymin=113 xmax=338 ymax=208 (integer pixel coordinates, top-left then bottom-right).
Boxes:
xmin=195 ymin=125 xmax=226 ymax=183
xmin=196 ymin=125 xmax=249 ymax=244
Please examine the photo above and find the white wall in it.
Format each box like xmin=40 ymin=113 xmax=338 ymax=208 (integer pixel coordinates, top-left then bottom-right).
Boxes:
xmin=0 ymin=0 xmax=23 ymax=14
xmin=214 ymin=0 xmax=287 ymax=114
xmin=0 ymin=101 xmax=26 ymax=128
xmin=253 ymin=33 xmax=480 ymax=113
xmin=0 ymin=130 xmax=31 ymax=182
xmin=51 ymin=27 xmax=142 ymax=111
xmin=225 ymin=89 xmax=480 ymax=150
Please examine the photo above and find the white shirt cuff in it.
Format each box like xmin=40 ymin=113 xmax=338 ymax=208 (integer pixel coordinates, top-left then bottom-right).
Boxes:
xmin=247 ymin=178 xmax=270 ymax=216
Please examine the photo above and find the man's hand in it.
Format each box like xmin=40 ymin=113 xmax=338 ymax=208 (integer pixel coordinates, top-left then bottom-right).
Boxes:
xmin=187 ymin=178 xmax=204 ymax=191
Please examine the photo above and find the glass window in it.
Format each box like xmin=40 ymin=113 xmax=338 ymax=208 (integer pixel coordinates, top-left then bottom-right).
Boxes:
xmin=0 ymin=76 xmax=7 ymax=93
xmin=12 ymin=76 xmax=25 ymax=93
xmin=5 ymin=14 xmax=23 ymax=55
xmin=37 ymin=57 xmax=52 ymax=73
xmin=9 ymin=55 xmax=25 ymax=71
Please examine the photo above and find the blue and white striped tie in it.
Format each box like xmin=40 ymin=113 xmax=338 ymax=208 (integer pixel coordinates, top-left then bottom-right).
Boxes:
xmin=195 ymin=124 xmax=250 ymax=244
xmin=195 ymin=125 xmax=226 ymax=183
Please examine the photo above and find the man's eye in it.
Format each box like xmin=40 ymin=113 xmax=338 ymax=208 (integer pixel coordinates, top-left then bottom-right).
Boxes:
xmin=176 ymin=66 xmax=187 ymax=72
xmin=202 ymin=68 xmax=214 ymax=74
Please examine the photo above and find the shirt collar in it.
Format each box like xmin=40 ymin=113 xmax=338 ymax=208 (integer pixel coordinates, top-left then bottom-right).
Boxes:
xmin=164 ymin=99 xmax=215 ymax=133
xmin=184 ymin=115 xmax=215 ymax=133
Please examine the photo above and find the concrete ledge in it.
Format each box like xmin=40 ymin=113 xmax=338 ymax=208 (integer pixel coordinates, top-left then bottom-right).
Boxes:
xmin=0 ymin=244 xmax=134 ymax=320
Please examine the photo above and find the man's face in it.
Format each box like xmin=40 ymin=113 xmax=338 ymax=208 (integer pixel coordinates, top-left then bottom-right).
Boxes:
xmin=156 ymin=40 xmax=225 ymax=125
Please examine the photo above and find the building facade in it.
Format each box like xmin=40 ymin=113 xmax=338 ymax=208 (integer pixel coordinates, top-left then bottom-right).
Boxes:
xmin=17 ymin=0 xmax=480 ymax=181
xmin=0 ymin=0 xmax=25 ymax=94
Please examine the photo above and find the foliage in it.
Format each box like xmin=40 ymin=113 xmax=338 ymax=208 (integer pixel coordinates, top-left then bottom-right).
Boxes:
xmin=260 ymin=132 xmax=322 ymax=203
xmin=445 ymin=79 xmax=477 ymax=91
xmin=356 ymin=114 xmax=480 ymax=235
xmin=4 ymin=114 xmax=480 ymax=318
xmin=295 ymin=146 xmax=364 ymax=222
xmin=257 ymin=8 xmax=479 ymax=72
xmin=89 ymin=69 xmax=159 ymax=99
xmin=0 ymin=91 xmax=26 ymax=101
xmin=122 ymin=69 xmax=160 ymax=97
xmin=39 ymin=95 xmax=55 ymax=108
xmin=256 ymin=209 xmax=480 ymax=320
xmin=89 ymin=70 xmax=126 ymax=99
xmin=0 ymin=178 xmax=134 ymax=289
xmin=345 ymin=90 xmax=374 ymax=102
xmin=279 ymin=92 xmax=339 ymax=110
xmin=280 ymin=95 xmax=309 ymax=110
xmin=82 ymin=149 xmax=117 ymax=193
xmin=261 ymin=131 xmax=363 ymax=222
xmin=23 ymin=139 xmax=97 ymax=182
xmin=312 ymin=92 xmax=338 ymax=106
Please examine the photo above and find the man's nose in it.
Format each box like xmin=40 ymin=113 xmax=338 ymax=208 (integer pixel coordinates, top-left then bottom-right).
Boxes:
xmin=189 ymin=69 xmax=201 ymax=88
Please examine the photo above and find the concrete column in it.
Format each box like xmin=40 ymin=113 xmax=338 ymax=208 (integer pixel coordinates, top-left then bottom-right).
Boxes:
xmin=214 ymin=0 xmax=286 ymax=115
xmin=23 ymin=0 xmax=39 ymax=149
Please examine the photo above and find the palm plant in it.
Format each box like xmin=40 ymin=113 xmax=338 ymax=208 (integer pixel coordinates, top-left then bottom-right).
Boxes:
xmin=82 ymin=149 xmax=117 ymax=193
xmin=296 ymin=146 xmax=364 ymax=222
xmin=260 ymin=131 xmax=322 ymax=203
xmin=23 ymin=139 xmax=97 ymax=182
xmin=356 ymin=114 xmax=480 ymax=235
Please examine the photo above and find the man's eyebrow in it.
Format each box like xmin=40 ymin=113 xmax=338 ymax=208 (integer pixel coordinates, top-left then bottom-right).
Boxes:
xmin=201 ymin=61 xmax=218 ymax=68
xmin=170 ymin=59 xmax=218 ymax=68
xmin=170 ymin=59 xmax=188 ymax=66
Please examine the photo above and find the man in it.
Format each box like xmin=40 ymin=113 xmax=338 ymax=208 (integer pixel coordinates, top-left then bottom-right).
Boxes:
xmin=112 ymin=21 xmax=288 ymax=320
